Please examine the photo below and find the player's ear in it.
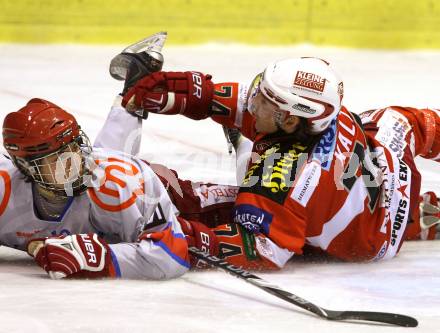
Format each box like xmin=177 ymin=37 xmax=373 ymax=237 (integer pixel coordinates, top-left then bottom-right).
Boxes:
xmin=281 ymin=115 xmax=300 ymax=133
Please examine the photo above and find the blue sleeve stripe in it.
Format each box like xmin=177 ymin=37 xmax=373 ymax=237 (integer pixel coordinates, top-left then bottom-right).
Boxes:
xmin=109 ymin=248 xmax=122 ymax=278
xmin=166 ymin=221 xmax=186 ymax=240
xmin=154 ymin=240 xmax=190 ymax=269
xmin=171 ymin=230 xmax=186 ymax=239
xmin=57 ymin=196 xmax=75 ymax=222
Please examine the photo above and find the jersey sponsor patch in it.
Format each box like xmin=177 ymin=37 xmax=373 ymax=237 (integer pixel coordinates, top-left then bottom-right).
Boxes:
xmin=291 ymin=162 xmax=321 ymax=207
xmin=374 ymin=147 xmax=395 ymax=211
xmin=255 ymin=236 xmax=294 ymax=268
xmin=240 ymin=140 xmax=309 ymax=205
xmin=294 ymin=71 xmax=326 ymax=93
xmin=311 ymin=118 xmax=337 ymax=170
xmin=194 ymin=184 xmax=239 ymax=208
xmin=390 ymin=159 xmax=410 ymax=247
xmin=380 ymin=155 xmax=411 ymax=260
xmin=375 ymin=109 xmax=411 ymax=158
xmin=88 ymin=157 xmax=145 ymax=212
xmin=233 ymin=204 xmax=273 ymax=235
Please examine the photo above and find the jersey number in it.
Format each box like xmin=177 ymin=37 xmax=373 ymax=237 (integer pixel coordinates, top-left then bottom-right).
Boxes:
xmin=212 ymin=85 xmax=233 ymax=116
xmin=342 ymin=142 xmax=381 ymax=211
xmin=214 ymin=224 xmax=243 ymax=258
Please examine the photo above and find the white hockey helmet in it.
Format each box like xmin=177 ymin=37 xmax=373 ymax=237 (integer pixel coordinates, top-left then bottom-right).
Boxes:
xmin=248 ymin=57 xmax=344 ymax=134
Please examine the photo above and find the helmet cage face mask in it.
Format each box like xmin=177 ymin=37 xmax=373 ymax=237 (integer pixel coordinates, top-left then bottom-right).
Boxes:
xmin=15 ymin=130 xmax=92 ymax=196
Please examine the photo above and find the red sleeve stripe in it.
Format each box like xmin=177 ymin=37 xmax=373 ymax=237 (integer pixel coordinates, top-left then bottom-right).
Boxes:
xmin=139 ymin=225 xmax=190 ymax=268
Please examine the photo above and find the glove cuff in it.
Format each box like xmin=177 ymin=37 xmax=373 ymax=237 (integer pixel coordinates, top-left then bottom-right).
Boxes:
xmin=183 ymin=72 xmax=214 ymax=120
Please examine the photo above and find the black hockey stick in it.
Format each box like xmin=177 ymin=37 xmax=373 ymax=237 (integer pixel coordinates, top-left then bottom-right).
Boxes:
xmin=189 ymin=247 xmax=418 ymax=327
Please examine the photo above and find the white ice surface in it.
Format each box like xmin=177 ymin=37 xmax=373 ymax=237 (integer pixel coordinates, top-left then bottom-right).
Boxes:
xmin=0 ymin=44 xmax=439 ymax=332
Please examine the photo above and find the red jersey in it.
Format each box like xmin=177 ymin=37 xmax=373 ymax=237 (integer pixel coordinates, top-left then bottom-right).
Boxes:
xmin=210 ymin=82 xmax=438 ymax=264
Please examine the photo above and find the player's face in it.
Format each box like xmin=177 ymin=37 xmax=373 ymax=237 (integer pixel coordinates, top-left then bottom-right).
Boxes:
xmin=37 ymin=143 xmax=84 ymax=190
xmin=249 ymin=92 xmax=281 ymax=134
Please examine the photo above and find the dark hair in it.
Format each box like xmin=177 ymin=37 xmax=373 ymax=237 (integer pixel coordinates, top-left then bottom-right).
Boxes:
xmin=291 ymin=117 xmax=320 ymax=146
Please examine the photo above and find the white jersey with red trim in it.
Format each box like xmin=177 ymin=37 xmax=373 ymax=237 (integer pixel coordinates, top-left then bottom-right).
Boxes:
xmin=0 ymin=157 xmax=95 ymax=249
xmin=0 ymin=97 xmax=189 ymax=279
xmin=88 ymin=148 xmax=189 ymax=279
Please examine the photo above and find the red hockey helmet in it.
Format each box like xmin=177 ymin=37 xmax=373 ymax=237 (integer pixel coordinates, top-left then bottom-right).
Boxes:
xmin=3 ymin=98 xmax=80 ymax=159
xmin=2 ymin=99 xmax=91 ymax=196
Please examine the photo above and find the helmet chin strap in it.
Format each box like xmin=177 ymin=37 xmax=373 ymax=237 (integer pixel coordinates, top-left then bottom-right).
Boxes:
xmin=35 ymin=183 xmax=69 ymax=202
xmin=35 ymin=177 xmax=89 ymax=200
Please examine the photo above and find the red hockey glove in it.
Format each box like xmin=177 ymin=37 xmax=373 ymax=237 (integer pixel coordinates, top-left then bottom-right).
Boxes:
xmin=27 ymin=234 xmax=116 ymax=279
xmin=122 ymin=71 xmax=214 ymax=120
xmin=177 ymin=217 xmax=219 ymax=268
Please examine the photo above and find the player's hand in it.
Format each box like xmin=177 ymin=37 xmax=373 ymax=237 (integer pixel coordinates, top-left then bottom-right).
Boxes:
xmin=27 ymin=234 xmax=116 ymax=279
xmin=122 ymin=71 xmax=214 ymax=120
xmin=177 ymin=217 xmax=219 ymax=268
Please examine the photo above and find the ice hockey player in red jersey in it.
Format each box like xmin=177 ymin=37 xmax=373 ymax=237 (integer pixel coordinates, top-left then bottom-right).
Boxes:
xmin=121 ymin=57 xmax=440 ymax=269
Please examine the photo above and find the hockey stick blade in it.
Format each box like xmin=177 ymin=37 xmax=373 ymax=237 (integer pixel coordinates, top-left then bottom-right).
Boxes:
xmin=189 ymin=247 xmax=418 ymax=327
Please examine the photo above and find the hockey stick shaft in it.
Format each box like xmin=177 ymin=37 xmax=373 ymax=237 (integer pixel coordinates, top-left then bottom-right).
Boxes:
xmin=189 ymin=247 xmax=418 ymax=327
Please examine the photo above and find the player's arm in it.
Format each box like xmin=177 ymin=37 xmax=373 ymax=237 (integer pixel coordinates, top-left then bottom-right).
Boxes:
xmin=121 ymin=71 xmax=257 ymax=140
xmin=93 ymin=95 xmax=143 ymax=155
xmin=26 ymin=160 xmax=190 ymax=280
xmin=99 ymin=202 xmax=220 ymax=276
xmin=27 ymin=221 xmax=190 ymax=280
xmin=26 ymin=215 xmax=190 ymax=280
xmin=210 ymin=82 xmax=257 ymax=140
xmin=107 ymin=212 xmax=191 ymax=280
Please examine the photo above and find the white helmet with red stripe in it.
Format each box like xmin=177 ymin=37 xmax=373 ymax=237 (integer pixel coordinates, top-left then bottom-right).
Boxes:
xmin=248 ymin=57 xmax=344 ymax=134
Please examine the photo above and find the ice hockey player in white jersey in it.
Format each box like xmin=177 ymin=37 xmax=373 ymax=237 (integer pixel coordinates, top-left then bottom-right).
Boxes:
xmin=0 ymin=97 xmax=191 ymax=280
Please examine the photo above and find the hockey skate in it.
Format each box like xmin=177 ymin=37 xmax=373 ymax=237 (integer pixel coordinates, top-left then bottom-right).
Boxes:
xmin=406 ymin=192 xmax=440 ymax=240
xmin=109 ymin=31 xmax=167 ymax=95
xmin=420 ymin=192 xmax=440 ymax=237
